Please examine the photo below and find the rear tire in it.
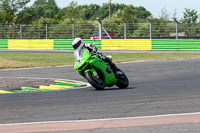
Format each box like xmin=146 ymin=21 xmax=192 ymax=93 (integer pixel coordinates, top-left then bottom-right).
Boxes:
xmin=85 ymin=71 xmax=105 ymax=90
xmin=116 ymin=71 xmax=129 ymax=89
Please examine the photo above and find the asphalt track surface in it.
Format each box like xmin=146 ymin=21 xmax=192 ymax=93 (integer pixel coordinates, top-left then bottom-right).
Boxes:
xmin=0 ymin=58 xmax=200 ymax=132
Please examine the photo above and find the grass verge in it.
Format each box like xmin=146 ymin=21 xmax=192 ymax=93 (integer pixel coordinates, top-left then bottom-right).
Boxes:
xmin=1 ymin=52 xmax=200 ymax=70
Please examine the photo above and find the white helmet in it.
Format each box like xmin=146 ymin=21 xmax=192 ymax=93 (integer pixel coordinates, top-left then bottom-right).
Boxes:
xmin=72 ymin=38 xmax=84 ymax=49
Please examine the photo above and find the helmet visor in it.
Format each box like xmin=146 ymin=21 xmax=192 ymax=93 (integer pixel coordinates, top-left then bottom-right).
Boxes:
xmin=73 ymin=40 xmax=82 ymax=49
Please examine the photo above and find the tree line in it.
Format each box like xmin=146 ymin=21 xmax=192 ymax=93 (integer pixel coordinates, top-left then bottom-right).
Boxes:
xmin=0 ymin=0 xmax=200 ymax=39
xmin=0 ymin=0 xmax=156 ymax=24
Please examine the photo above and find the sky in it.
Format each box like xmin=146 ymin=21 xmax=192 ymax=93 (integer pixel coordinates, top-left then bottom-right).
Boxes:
xmin=28 ymin=0 xmax=200 ymax=20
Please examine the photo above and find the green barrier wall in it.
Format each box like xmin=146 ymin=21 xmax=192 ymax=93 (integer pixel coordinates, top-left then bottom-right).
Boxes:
xmin=54 ymin=39 xmax=73 ymax=50
xmin=83 ymin=39 xmax=101 ymax=50
xmin=101 ymin=39 xmax=151 ymax=50
xmin=176 ymin=40 xmax=200 ymax=50
xmin=54 ymin=39 xmax=101 ymax=50
xmin=8 ymin=40 xmax=54 ymax=50
xmin=2 ymin=39 xmax=200 ymax=51
xmin=0 ymin=39 xmax=8 ymax=50
xmin=152 ymin=39 xmax=200 ymax=51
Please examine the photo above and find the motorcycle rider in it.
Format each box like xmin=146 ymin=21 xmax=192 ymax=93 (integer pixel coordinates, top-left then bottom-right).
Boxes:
xmin=72 ymin=37 xmax=119 ymax=73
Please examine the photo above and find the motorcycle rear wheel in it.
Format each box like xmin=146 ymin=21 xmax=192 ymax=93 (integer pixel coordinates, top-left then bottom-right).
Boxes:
xmin=116 ymin=71 xmax=129 ymax=89
xmin=85 ymin=71 xmax=105 ymax=90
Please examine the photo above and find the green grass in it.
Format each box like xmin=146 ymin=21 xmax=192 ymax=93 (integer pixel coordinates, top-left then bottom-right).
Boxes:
xmin=106 ymin=53 xmax=200 ymax=62
xmin=1 ymin=52 xmax=200 ymax=70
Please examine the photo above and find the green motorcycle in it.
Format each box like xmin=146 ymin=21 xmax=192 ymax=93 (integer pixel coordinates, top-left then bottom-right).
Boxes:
xmin=74 ymin=47 xmax=129 ymax=90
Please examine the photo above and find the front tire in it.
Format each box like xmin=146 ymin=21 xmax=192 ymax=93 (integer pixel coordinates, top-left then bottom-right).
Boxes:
xmin=85 ymin=71 xmax=105 ymax=90
xmin=116 ymin=71 xmax=129 ymax=89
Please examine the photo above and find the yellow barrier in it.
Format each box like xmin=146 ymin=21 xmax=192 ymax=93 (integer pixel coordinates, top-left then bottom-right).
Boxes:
xmin=8 ymin=40 xmax=54 ymax=50
xmin=101 ymin=39 xmax=152 ymax=50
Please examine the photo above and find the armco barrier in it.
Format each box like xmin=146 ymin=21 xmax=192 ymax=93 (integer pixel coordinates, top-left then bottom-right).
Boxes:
xmin=0 ymin=39 xmax=101 ymax=50
xmin=0 ymin=39 xmax=8 ymax=50
xmin=1 ymin=39 xmax=200 ymax=51
xmin=101 ymin=39 xmax=152 ymax=50
xmin=8 ymin=40 xmax=54 ymax=50
xmin=83 ymin=39 xmax=101 ymax=50
xmin=152 ymin=39 xmax=200 ymax=51
xmin=54 ymin=39 xmax=101 ymax=50
xmin=54 ymin=39 xmax=73 ymax=50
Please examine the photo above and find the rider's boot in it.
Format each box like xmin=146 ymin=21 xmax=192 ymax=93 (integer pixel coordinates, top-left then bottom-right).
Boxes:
xmin=103 ymin=56 xmax=124 ymax=77
xmin=105 ymin=57 xmax=121 ymax=72
xmin=110 ymin=62 xmax=119 ymax=72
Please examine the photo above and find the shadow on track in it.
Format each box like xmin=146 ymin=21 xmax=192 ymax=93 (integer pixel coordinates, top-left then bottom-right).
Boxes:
xmin=93 ymin=86 xmax=135 ymax=91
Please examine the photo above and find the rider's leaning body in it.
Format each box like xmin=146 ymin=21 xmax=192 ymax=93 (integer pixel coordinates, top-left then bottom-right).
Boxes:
xmin=72 ymin=38 xmax=119 ymax=72
xmin=72 ymin=38 xmax=97 ymax=61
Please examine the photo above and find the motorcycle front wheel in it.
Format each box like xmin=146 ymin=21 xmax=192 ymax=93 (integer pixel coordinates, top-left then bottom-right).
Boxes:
xmin=85 ymin=71 xmax=105 ymax=90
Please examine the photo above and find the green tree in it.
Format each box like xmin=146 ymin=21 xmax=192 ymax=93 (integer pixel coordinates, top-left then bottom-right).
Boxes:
xmin=0 ymin=0 xmax=30 ymax=24
xmin=122 ymin=5 xmax=138 ymax=23
xmin=180 ymin=9 xmax=199 ymax=37
xmin=135 ymin=6 xmax=151 ymax=20
xmin=15 ymin=7 xmax=36 ymax=24
xmin=97 ymin=3 xmax=109 ymax=19
xmin=78 ymin=4 xmax=100 ymax=20
xmin=65 ymin=0 xmax=80 ymax=19
xmin=181 ymin=8 xmax=198 ymax=24
xmin=32 ymin=0 xmax=46 ymax=7
xmin=159 ymin=7 xmax=170 ymax=21
xmin=53 ymin=9 xmax=65 ymax=22
xmin=121 ymin=5 xmax=138 ymax=38
xmin=32 ymin=0 xmax=59 ymax=19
